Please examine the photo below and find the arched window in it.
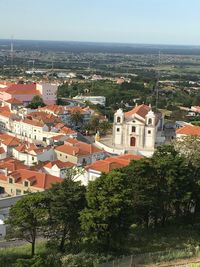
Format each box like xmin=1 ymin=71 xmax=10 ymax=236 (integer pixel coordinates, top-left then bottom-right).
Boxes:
xmin=148 ymin=118 xmax=152 ymax=125
xmin=117 ymin=117 xmax=121 ymax=123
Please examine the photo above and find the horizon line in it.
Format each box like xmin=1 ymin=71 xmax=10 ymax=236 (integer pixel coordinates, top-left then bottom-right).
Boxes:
xmin=0 ymin=38 xmax=199 ymax=48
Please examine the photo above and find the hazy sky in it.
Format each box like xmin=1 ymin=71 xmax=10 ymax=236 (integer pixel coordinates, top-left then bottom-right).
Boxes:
xmin=1 ymin=0 xmax=200 ymax=45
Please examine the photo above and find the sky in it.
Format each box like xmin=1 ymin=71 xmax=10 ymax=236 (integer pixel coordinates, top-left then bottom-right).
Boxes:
xmin=1 ymin=0 xmax=200 ymax=45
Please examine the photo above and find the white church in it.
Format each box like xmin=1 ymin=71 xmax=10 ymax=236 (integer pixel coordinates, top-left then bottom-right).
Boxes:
xmin=112 ymin=104 xmax=164 ymax=156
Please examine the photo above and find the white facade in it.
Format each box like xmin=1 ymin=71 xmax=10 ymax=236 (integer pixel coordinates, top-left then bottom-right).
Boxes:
xmin=112 ymin=105 xmax=163 ymax=156
xmin=13 ymin=120 xmax=64 ymax=143
xmin=73 ymin=95 xmax=106 ymax=106
xmin=12 ymin=147 xmax=56 ymax=166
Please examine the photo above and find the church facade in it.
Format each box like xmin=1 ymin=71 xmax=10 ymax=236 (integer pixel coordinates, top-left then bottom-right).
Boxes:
xmin=113 ymin=104 xmax=164 ymax=156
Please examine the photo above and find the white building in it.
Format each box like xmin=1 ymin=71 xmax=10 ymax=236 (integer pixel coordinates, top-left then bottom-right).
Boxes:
xmin=42 ymin=160 xmax=75 ymax=178
xmin=73 ymin=96 xmax=106 ymax=106
xmin=12 ymin=143 xmax=56 ymax=166
xmin=112 ymin=104 xmax=164 ymax=157
xmin=13 ymin=118 xmax=64 ymax=143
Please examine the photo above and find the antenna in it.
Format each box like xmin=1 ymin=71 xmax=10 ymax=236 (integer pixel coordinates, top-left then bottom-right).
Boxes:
xmin=155 ymin=50 xmax=161 ymax=111
xmin=10 ymin=35 xmax=14 ymax=77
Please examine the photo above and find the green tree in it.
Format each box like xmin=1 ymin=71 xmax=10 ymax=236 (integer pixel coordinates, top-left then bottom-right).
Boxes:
xmin=27 ymin=95 xmax=45 ymax=109
xmin=70 ymin=111 xmax=83 ymax=126
xmin=6 ymin=193 xmax=47 ymax=257
xmin=45 ymin=179 xmax=86 ymax=252
xmin=174 ymin=136 xmax=200 ymax=214
xmin=97 ymin=121 xmax=112 ymax=136
xmin=80 ymin=171 xmax=133 ymax=254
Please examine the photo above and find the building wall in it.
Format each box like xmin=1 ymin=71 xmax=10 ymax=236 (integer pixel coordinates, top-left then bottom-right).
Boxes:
xmin=55 ymin=151 xmax=78 ymax=164
xmin=43 ymin=166 xmax=61 ymax=178
xmin=0 ymin=115 xmax=11 ymax=132
xmin=13 ymin=148 xmax=56 ymax=166
xmin=0 ymin=179 xmax=43 ymax=196
xmin=37 ymin=83 xmax=57 ymax=105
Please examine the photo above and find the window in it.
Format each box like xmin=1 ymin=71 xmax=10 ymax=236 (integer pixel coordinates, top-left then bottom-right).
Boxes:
xmin=117 ymin=117 xmax=121 ymax=123
xmin=66 ymin=156 xmax=68 ymax=159
xmin=9 ymin=178 xmax=13 ymax=184
xmin=148 ymin=118 xmax=152 ymax=125
xmin=148 ymin=130 xmax=151 ymax=134
xmin=32 ymin=157 xmax=34 ymax=161
xmin=117 ymin=128 xmax=120 ymax=132
xmin=60 ymin=154 xmax=62 ymax=156
xmin=24 ymin=181 xmax=29 ymax=187
xmin=132 ymin=126 xmax=136 ymax=132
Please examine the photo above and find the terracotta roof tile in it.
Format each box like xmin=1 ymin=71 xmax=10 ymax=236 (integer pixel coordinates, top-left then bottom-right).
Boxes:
xmin=55 ymin=141 xmax=102 ymax=156
xmin=176 ymin=125 xmax=200 ymax=136
xmin=0 ymin=158 xmax=28 ymax=172
xmin=125 ymin=104 xmax=150 ymax=119
xmin=8 ymin=169 xmax=62 ymax=189
xmin=0 ymin=134 xmax=20 ymax=146
xmin=44 ymin=160 xmax=75 ymax=169
xmin=86 ymin=154 xmax=142 ymax=173
xmin=6 ymin=98 xmax=23 ymax=104
xmin=4 ymin=84 xmax=39 ymax=95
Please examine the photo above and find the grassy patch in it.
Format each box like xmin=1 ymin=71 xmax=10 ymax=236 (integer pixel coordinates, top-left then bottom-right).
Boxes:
xmin=129 ymin=223 xmax=200 ymax=254
xmin=0 ymin=241 xmax=46 ymax=267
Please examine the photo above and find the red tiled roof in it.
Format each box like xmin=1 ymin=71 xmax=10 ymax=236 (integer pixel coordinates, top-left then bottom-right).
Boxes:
xmin=0 ymin=147 xmax=5 ymax=154
xmin=60 ymin=127 xmax=76 ymax=135
xmin=86 ymin=154 xmax=142 ymax=173
xmin=23 ymin=118 xmax=45 ymax=127
xmin=27 ymin=112 xmax=61 ymax=124
xmin=55 ymin=141 xmax=102 ymax=156
xmin=65 ymin=138 xmax=79 ymax=145
xmin=86 ymin=160 xmax=124 ymax=173
xmin=4 ymin=84 xmax=39 ymax=95
xmin=44 ymin=160 xmax=75 ymax=169
xmin=15 ymin=143 xmax=37 ymax=153
xmin=176 ymin=125 xmax=200 ymax=136
xmin=39 ymin=105 xmax=65 ymax=115
xmin=51 ymin=134 xmax=65 ymax=141
xmin=0 ymin=106 xmax=12 ymax=118
xmin=8 ymin=169 xmax=62 ymax=189
xmin=0 ymin=134 xmax=20 ymax=146
xmin=6 ymin=97 xmax=23 ymax=104
xmin=125 ymin=104 xmax=150 ymax=119
xmin=0 ymin=158 xmax=28 ymax=172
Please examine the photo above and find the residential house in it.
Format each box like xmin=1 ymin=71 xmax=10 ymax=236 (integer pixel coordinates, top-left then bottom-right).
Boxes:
xmin=176 ymin=125 xmax=200 ymax=138
xmin=42 ymin=160 xmax=75 ymax=178
xmin=0 ymin=133 xmax=21 ymax=156
xmin=55 ymin=138 xmax=106 ymax=166
xmin=82 ymin=154 xmax=142 ymax=185
xmin=0 ymin=169 xmax=62 ymax=196
xmin=39 ymin=105 xmax=92 ymax=126
xmin=12 ymin=143 xmax=56 ymax=166
xmin=0 ymin=158 xmax=28 ymax=176
xmin=2 ymin=98 xmax=23 ymax=111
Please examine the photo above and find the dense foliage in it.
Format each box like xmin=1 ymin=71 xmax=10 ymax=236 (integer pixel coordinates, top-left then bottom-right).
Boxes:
xmin=6 ymin=144 xmax=200 ymax=266
xmin=27 ymin=95 xmax=46 ymax=109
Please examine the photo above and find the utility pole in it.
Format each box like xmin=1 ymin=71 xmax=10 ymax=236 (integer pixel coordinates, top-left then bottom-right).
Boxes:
xmin=10 ymin=36 xmax=14 ymax=78
xmin=155 ymin=50 xmax=161 ymax=111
